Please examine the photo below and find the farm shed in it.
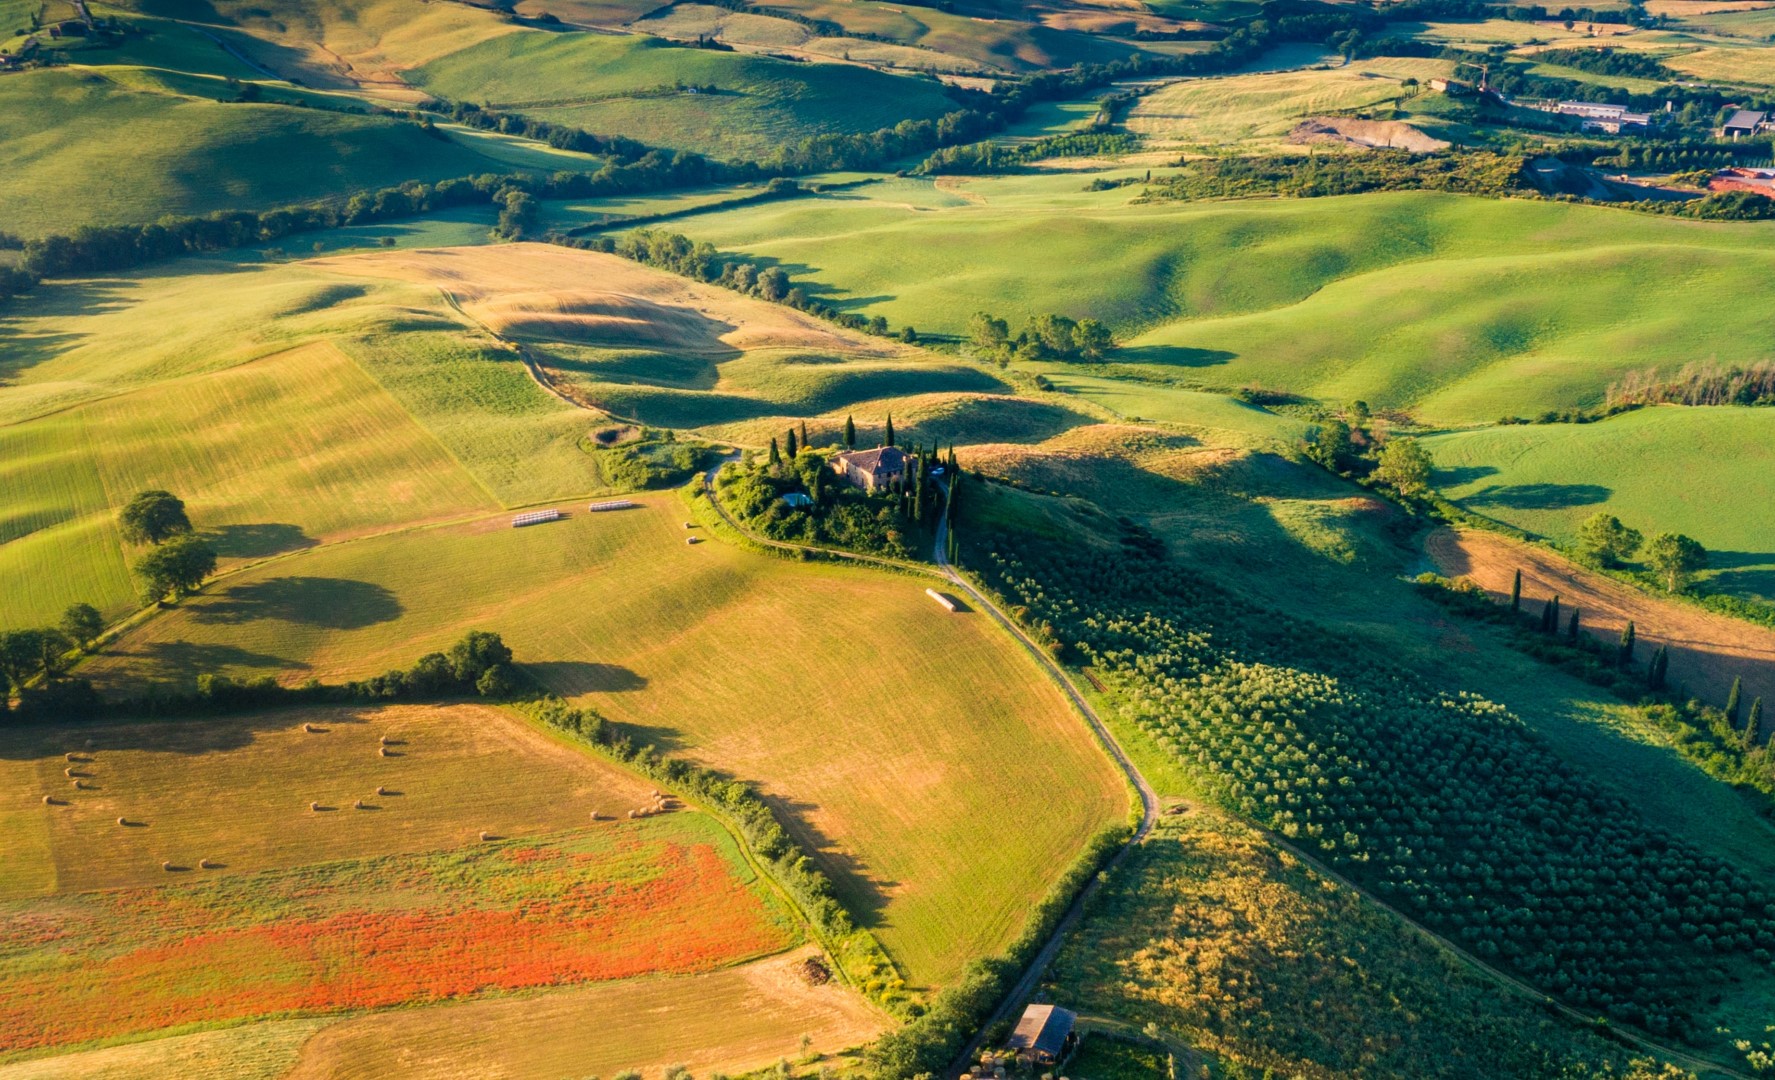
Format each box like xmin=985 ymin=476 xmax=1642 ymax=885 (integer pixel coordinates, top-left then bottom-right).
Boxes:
xmin=1005 ymin=1004 xmax=1076 ymax=1066
xmin=1721 ymin=109 xmax=1769 ymax=139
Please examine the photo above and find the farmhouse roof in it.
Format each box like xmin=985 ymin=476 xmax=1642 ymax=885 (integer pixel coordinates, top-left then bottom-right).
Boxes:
xmin=1725 ymin=109 xmax=1767 ymax=130
xmin=1005 ymin=1004 xmax=1075 ymax=1057
xmin=836 ymin=446 xmax=913 ymax=471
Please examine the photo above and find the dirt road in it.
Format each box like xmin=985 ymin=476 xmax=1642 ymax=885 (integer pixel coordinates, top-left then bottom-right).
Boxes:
xmin=1426 ymin=526 xmax=1775 ymax=711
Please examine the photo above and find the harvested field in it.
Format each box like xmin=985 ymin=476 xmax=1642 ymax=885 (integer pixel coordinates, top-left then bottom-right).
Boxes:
xmin=1288 ymin=116 xmax=1448 ymax=151
xmin=307 ymin=243 xmax=891 ymax=355
xmin=0 ymin=704 xmax=657 ymax=897
xmin=1425 ymin=526 xmax=1775 ymax=710
xmin=281 ymin=945 xmax=884 ymax=1079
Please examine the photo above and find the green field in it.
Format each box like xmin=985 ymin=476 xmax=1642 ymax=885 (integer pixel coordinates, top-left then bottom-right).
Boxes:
xmin=657 ymin=186 xmax=1775 ymax=423
xmin=0 ymin=68 xmax=530 ymax=237
xmin=1424 ymin=406 xmax=1775 ymax=601
xmin=407 ymin=29 xmax=963 ymax=160
xmin=77 ymin=493 xmax=1127 ymax=987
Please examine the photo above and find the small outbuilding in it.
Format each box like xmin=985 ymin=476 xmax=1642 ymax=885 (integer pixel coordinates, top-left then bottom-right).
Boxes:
xmin=1005 ymin=1003 xmax=1077 ymax=1066
xmin=1721 ymin=109 xmax=1769 ymax=139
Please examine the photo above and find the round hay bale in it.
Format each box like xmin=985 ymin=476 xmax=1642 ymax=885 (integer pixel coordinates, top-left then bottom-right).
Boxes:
xmin=627 ymin=809 xmax=637 ymax=819
xmin=378 ymin=747 xmax=391 ymax=758
xmin=303 ymin=723 xmax=315 ymax=733
xmin=199 ymin=859 xmax=217 ymax=870
xmin=117 ymin=816 xmax=127 ymax=826
xmin=375 ymin=786 xmax=388 ymax=797
xmin=354 ymin=799 xmax=365 ymax=810
xmin=70 ymin=779 xmax=85 ymax=790
xmin=42 ymin=795 xmax=54 ymax=806
xmin=309 ymin=801 xmax=320 ymax=813
xmin=379 ymin=735 xmax=391 ymax=746
xmin=161 ymin=861 xmax=173 ymax=872
xmin=479 ymin=831 xmax=492 ymax=842
xmin=64 ymin=752 xmax=78 ymax=762
xmin=63 ymin=766 xmax=75 ymax=777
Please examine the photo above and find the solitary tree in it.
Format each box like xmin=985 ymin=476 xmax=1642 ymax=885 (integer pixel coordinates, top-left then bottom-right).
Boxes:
xmin=0 ymin=630 xmax=45 ymax=694
xmin=1746 ymin=697 xmax=1764 ymax=749
xmin=1726 ymin=675 xmax=1744 ymax=728
xmin=843 ymin=415 xmax=856 ymax=449
xmin=785 ymin=427 xmax=798 ymax=458
xmin=135 ymin=535 xmax=217 ymax=604
xmin=884 ymin=413 xmax=895 ymax=448
xmin=1511 ymin=569 xmax=1521 ymax=612
xmin=60 ymin=603 xmax=103 ymax=651
xmin=1373 ymin=438 xmax=1432 ymax=497
xmin=118 ymin=490 xmax=192 ymax=545
xmin=1618 ymin=620 xmax=1635 ymax=667
xmin=1648 ymin=643 xmax=1670 ymax=690
xmin=1644 ymin=532 xmax=1707 ymax=593
xmin=800 ymin=420 xmax=809 ymax=450
xmin=1576 ymin=512 xmax=1643 ymax=568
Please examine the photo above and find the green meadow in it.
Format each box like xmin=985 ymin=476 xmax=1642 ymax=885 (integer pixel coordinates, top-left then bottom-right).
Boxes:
xmin=407 ymin=29 xmax=962 ymax=161
xmin=1424 ymin=406 xmax=1775 ymax=601
xmin=0 ymin=68 xmax=525 ymax=236
xmin=661 ymin=186 xmax=1775 ymax=422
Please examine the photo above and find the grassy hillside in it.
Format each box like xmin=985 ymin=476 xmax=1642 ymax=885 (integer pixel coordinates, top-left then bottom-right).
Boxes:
xmin=0 ymin=68 xmax=526 ymax=236
xmin=659 ymin=185 xmax=1775 ymax=422
xmin=408 ymin=29 xmax=963 ymax=160
xmin=1424 ymin=406 xmax=1775 ymax=602
xmin=79 ymin=495 xmax=1128 ymax=987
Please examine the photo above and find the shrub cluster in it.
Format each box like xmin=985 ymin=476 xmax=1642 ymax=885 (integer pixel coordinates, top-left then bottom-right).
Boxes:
xmin=1141 ymin=151 xmax=1531 ymax=203
xmin=973 ymin=525 xmax=1775 ymax=1038
xmin=965 ymin=310 xmax=1113 ymax=363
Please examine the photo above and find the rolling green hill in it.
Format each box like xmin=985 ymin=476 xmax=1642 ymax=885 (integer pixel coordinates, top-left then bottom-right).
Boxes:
xmin=407 ymin=29 xmax=964 ymax=161
xmin=1424 ymin=406 xmax=1775 ymax=602
xmin=0 ymin=68 xmax=535 ymax=236
xmin=656 ymin=183 xmax=1775 ymax=422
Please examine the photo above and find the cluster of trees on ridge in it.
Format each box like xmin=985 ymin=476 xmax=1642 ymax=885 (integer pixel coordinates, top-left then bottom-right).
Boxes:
xmin=974 ymin=516 xmax=1775 ymax=1037
xmin=1141 ymin=152 xmax=1532 ymax=203
xmin=718 ymin=416 xmax=958 ymax=559
xmin=966 ymin=310 xmax=1113 ymax=363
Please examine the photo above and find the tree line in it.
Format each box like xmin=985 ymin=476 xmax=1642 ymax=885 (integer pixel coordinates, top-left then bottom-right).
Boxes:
xmin=913 ymin=132 xmax=1138 ymax=176
xmin=1141 ymin=151 xmax=1532 ymax=204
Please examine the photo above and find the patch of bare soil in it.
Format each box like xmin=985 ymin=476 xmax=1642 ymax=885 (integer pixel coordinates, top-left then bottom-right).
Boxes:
xmin=1288 ymin=116 xmax=1449 ymax=152
xmin=1426 ymin=526 xmax=1775 ymax=709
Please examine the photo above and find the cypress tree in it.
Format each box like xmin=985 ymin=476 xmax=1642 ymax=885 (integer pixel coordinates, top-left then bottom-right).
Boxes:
xmin=810 ymin=466 xmax=824 ymax=505
xmin=1511 ymin=568 xmax=1522 ymax=612
xmin=1549 ymin=594 xmax=1560 ymax=634
xmin=1619 ymin=621 xmax=1635 ymax=667
xmin=1567 ymin=608 xmax=1580 ymax=644
xmin=843 ymin=415 xmax=856 ymax=449
xmin=800 ymin=419 xmax=809 ymax=450
xmin=914 ymin=455 xmax=927 ymax=522
xmin=1649 ymin=643 xmax=1669 ymax=690
xmin=884 ymin=412 xmax=895 ymax=448
xmin=1746 ymin=697 xmax=1764 ymax=749
xmin=1726 ymin=675 xmax=1744 ymax=728
xmin=768 ymin=437 xmax=781 ymax=469
xmin=785 ymin=427 xmax=798 ymax=458
xmin=1540 ymin=597 xmax=1556 ymax=634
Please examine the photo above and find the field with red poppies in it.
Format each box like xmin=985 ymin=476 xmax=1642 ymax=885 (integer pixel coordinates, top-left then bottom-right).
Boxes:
xmin=0 ymin=707 xmax=810 ymax=1068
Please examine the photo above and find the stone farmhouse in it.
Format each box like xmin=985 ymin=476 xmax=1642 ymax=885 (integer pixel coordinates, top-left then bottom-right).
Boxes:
xmin=830 ymin=446 xmax=914 ymax=491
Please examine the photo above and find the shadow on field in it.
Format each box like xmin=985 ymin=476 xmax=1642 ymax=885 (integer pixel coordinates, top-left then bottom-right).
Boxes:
xmin=205 ymin=523 xmax=317 ymax=559
xmin=191 ymin=577 xmax=403 ymax=629
xmin=1108 ymin=344 xmax=1238 ymax=368
xmin=1461 ymin=482 xmax=1611 ymax=510
xmin=764 ymin=793 xmax=896 ymax=933
xmin=1431 ymin=465 xmax=1499 ymax=488
xmin=0 ymin=703 xmax=390 ymax=761
xmin=524 ymin=660 xmax=649 ymax=694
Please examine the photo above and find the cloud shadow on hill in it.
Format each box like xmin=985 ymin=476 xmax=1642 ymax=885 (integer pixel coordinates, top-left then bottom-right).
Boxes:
xmin=1105 ymin=344 xmax=1239 ymax=368
xmin=1460 ymin=482 xmax=1611 ymax=510
xmin=189 ymin=577 xmax=403 ymax=629
xmin=1432 ymin=465 xmax=1498 ymax=488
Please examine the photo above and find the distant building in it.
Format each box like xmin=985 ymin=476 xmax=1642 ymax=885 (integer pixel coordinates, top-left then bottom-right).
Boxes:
xmin=1708 ymin=166 xmax=1775 ymax=195
xmin=1550 ymin=100 xmax=1651 ymax=134
xmin=1428 ymin=77 xmax=1469 ymax=95
xmin=830 ymin=446 xmax=914 ymax=491
xmin=1005 ymin=1004 xmax=1077 ymax=1067
xmin=1720 ymin=109 xmax=1770 ymax=139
